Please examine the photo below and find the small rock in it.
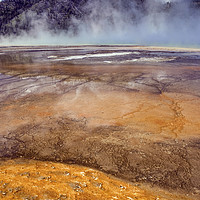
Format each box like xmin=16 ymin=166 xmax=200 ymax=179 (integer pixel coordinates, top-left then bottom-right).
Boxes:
xmin=68 ymin=182 xmax=81 ymax=190
xmin=80 ymin=182 xmax=87 ymax=187
xmin=58 ymin=194 xmax=68 ymax=199
xmin=120 ymin=185 xmax=126 ymax=189
xmin=32 ymin=195 xmax=39 ymax=200
xmin=68 ymin=182 xmax=83 ymax=193
xmin=22 ymin=197 xmax=31 ymax=200
xmin=8 ymin=188 xmax=13 ymax=192
xmin=194 ymin=188 xmax=200 ymax=194
xmin=20 ymin=172 xmax=30 ymax=177
xmin=2 ymin=183 xmax=8 ymax=188
xmin=92 ymin=176 xmax=98 ymax=180
xmin=134 ymin=183 xmax=140 ymax=187
xmin=76 ymin=189 xmax=83 ymax=193
xmin=14 ymin=187 xmax=21 ymax=193
xmin=64 ymin=171 xmax=70 ymax=176
xmin=93 ymin=182 xmax=103 ymax=189
xmin=80 ymin=172 xmax=85 ymax=176
xmin=38 ymin=176 xmax=46 ymax=180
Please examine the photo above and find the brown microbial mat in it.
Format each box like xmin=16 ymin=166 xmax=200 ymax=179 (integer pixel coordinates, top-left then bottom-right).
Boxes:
xmin=0 ymin=46 xmax=200 ymax=199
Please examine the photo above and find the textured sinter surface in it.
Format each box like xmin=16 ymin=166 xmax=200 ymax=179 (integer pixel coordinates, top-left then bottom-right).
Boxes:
xmin=0 ymin=159 xmax=192 ymax=200
xmin=0 ymin=46 xmax=200 ymax=199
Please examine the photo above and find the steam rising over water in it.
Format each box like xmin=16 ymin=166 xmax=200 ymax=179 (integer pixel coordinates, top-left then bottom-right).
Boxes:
xmin=0 ymin=0 xmax=200 ymax=47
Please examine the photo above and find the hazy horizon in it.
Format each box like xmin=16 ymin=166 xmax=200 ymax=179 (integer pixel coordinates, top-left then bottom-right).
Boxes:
xmin=0 ymin=0 xmax=200 ymax=47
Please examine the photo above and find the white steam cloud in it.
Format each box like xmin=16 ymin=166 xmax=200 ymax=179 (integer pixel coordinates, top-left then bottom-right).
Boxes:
xmin=0 ymin=0 xmax=200 ymax=47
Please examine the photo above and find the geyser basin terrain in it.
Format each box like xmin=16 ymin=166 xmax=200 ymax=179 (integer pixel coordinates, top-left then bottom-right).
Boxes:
xmin=0 ymin=45 xmax=200 ymax=199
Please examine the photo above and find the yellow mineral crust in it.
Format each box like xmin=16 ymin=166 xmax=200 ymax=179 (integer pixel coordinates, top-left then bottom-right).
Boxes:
xmin=0 ymin=159 xmax=192 ymax=200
